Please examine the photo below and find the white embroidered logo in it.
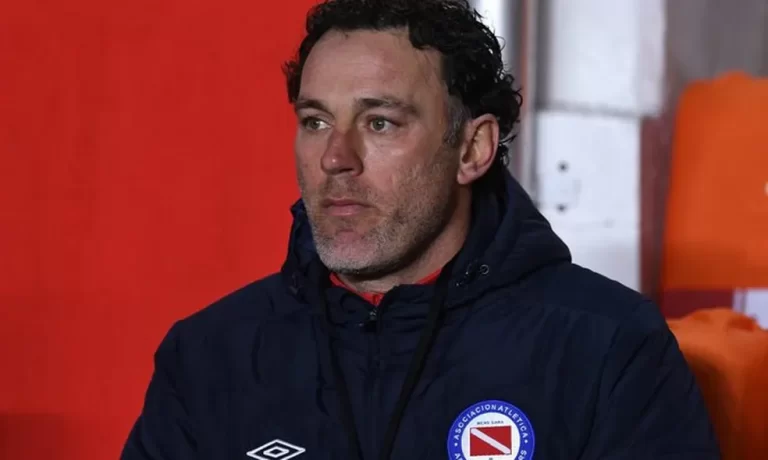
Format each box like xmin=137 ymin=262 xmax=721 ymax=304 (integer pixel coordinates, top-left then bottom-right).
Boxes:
xmin=246 ymin=439 xmax=306 ymax=460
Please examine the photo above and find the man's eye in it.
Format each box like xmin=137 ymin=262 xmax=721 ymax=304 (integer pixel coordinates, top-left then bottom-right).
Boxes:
xmin=369 ymin=118 xmax=395 ymax=132
xmin=301 ymin=117 xmax=330 ymax=131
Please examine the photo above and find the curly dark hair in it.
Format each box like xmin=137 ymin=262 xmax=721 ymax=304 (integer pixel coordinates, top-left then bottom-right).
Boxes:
xmin=283 ymin=0 xmax=522 ymax=191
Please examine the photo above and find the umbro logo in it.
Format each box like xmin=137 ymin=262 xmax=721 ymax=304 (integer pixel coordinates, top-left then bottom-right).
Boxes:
xmin=246 ymin=439 xmax=306 ymax=460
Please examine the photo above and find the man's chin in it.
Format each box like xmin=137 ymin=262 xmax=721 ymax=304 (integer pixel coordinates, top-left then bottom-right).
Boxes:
xmin=330 ymin=228 xmax=365 ymax=245
xmin=317 ymin=238 xmax=376 ymax=273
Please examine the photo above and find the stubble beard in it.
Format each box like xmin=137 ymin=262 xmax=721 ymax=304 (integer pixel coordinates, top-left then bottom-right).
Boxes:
xmin=303 ymin=152 xmax=459 ymax=280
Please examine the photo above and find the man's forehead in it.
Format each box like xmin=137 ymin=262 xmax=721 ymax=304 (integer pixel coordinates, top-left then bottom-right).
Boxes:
xmin=298 ymin=29 xmax=444 ymax=101
xmin=294 ymin=94 xmax=421 ymax=117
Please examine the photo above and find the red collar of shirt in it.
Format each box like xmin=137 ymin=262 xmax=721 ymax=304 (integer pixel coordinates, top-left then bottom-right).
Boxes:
xmin=329 ymin=269 xmax=442 ymax=307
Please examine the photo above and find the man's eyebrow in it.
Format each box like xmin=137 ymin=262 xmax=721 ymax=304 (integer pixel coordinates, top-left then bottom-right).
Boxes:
xmin=356 ymin=96 xmax=419 ymax=115
xmin=293 ymin=95 xmax=420 ymax=116
xmin=294 ymin=98 xmax=330 ymax=113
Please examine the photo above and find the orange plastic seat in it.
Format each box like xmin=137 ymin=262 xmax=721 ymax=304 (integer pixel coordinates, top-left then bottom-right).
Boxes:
xmin=662 ymin=72 xmax=768 ymax=459
xmin=669 ymin=309 xmax=768 ymax=459
xmin=661 ymin=72 xmax=768 ymax=317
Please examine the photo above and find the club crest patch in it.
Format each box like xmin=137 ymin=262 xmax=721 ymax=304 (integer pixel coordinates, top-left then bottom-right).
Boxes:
xmin=447 ymin=400 xmax=535 ymax=460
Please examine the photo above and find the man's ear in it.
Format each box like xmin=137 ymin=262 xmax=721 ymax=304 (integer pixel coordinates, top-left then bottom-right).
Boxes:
xmin=456 ymin=114 xmax=500 ymax=186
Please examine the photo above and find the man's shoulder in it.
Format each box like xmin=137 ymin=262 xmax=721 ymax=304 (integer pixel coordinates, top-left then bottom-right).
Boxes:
xmin=143 ymin=272 xmax=310 ymax=404
xmin=523 ymin=262 xmax=665 ymax=331
xmin=170 ymin=272 xmax=301 ymax=344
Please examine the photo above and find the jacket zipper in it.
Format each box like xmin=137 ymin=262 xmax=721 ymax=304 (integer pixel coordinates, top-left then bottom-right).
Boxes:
xmin=366 ymin=306 xmax=381 ymax=458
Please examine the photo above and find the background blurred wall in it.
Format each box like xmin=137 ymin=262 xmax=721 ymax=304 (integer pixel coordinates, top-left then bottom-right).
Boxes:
xmin=0 ymin=1 xmax=315 ymax=458
xmin=666 ymin=0 xmax=768 ymax=99
xmin=485 ymin=0 xmax=768 ymax=296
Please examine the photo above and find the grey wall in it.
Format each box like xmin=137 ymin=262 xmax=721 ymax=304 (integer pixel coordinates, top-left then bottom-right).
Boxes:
xmin=666 ymin=0 xmax=768 ymax=101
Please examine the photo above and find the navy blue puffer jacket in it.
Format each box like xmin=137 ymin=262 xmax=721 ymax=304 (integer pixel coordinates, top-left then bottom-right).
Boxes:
xmin=122 ymin=173 xmax=720 ymax=460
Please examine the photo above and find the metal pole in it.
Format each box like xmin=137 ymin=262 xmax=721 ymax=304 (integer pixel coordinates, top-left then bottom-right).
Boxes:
xmin=517 ymin=0 xmax=539 ymax=203
xmin=468 ymin=0 xmax=539 ymax=202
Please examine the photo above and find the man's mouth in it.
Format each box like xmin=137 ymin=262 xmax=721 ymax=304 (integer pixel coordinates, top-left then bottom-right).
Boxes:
xmin=321 ymin=198 xmax=371 ymax=217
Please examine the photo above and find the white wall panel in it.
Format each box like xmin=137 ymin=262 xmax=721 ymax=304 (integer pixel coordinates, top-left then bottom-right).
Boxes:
xmin=546 ymin=218 xmax=640 ymax=290
xmin=737 ymin=289 xmax=768 ymax=328
xmin=540 ymin=0 xmax=665 ymax=116
xmin=536 ymin=111 xmax=641 ymax=289
xmin=536 ymin=111 xmax=639 ymax=225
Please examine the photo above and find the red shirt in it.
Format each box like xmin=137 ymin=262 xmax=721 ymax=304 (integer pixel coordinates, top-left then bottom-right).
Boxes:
xmin=330 ymin=269 xmax=441 ymax=306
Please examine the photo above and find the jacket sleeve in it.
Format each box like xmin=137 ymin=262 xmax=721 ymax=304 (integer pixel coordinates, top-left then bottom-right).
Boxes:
xmin=579 ymin=303 xmax=721 ymax=459
xmin=121 ymin=323 xmax=197 ymax=459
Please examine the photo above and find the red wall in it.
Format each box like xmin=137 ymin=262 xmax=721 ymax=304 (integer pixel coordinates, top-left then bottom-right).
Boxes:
xmin=0 ymin=1 xmax=315 ymax=458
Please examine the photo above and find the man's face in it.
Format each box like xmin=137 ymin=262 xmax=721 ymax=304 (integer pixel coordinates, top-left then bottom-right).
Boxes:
xmin=294 ymin=29 xmax=461 ymax=277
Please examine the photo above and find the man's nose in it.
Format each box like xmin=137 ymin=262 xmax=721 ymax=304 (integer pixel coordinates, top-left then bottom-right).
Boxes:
xmin=320 ymin=128 xmax=363 ymax=176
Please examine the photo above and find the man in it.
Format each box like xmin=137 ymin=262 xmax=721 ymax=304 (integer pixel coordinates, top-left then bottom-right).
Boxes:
xmin=122 ymin=0 xmax=720 ymax=459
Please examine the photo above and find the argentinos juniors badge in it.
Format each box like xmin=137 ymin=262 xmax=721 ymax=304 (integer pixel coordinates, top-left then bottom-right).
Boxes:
xmin=447 ymin=400 xmax=535 ymax=459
